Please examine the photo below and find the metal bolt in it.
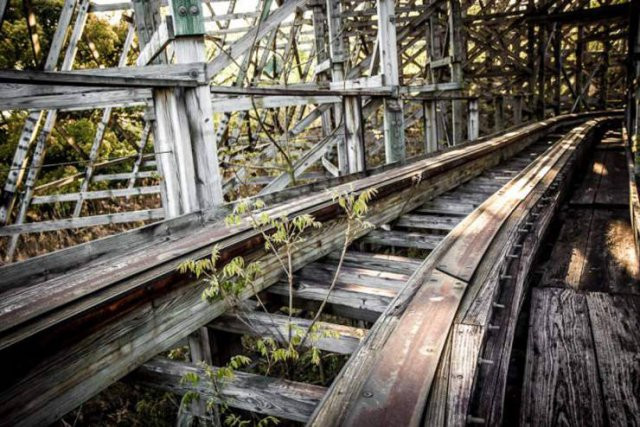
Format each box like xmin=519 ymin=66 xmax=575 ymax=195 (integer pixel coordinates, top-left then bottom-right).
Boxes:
xmin=178 ymin=5 xmax=187 ymax=15
xmin=190 ymin=5 xmax=199 ymax=15
xmin=362 ymin=391 xmax=373 ymax=398
xmin=189 ymin=69 xmax=199 ymax=78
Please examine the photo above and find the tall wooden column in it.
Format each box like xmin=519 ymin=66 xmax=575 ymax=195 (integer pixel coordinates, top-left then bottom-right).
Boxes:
xmin=137 ymin=0 xmax=224 ymax=218
xmin=326 ymin=0 xmax=349 ymax=174
xmin=343 ymin=96 xmax=365 ymax=173
xmin=448 ymin=0 xmax=464 ymax=144
xmin=553 ymin=24 xmax=562 ymax=115
xmin=467 ymin=99 xmax=479 ymax=141
xmin=423 ymin=100 xmax=438 ymax=152
xmin=378 ymin=0 xmax=405 ymax=163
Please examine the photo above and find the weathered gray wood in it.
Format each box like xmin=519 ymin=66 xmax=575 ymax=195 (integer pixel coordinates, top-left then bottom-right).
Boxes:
xmin=0 ymin=0 xmax=76 ymax=224
xmin=0 ymin=113 xmax=609 ymax=426
xmin=210 ymin=311 xmax=366 ymax=355
xmin=446 ymin=324 xmax=483 ymax=426
xmin=361 ymin=229 xmax=444 ymax=250
xmin=31 ymin=186 xmax=161 ymax=205
xmin=5 ymin=0 xmax=91 ymax=260
xmin=268 ymin=279 xmax=395 ymax=316
xmin=378 ymin=0 xmax=406 ymax=163
xmin=72 ymin=22 xmax=136 ymax=218
xmin=586 ymin=293 xmax=640 ymax=426
xmin=92 ymin=170 xmax=157 ymax=182
xmin=520 ymin=288 xmax=604 ymax=426
xmin=133 ymin=357 xmax=326 ymax=423
xmin=209 ymin=94 xmax=340 ymax=113
xmin=0 ymin=208 xmax=164 ymax=236
xmin=0 ymin=87 xmax=152 ymax=111
xmin=395 ymin=213 xmax=462 ymax=231
xmin=308 ymin=116 xmax=613 ymax=427
xmin=324 ymin=251 xmax=421 ymax=275
xmin=205 ymin=0 xmax=307 ymax=80
xmin=298 ymin=262 xmax=409 ymax=291
xmin=417 ymin=199 xmax=476 ymax=216
xmin=136 ymin=19 xmax=174 ymax=66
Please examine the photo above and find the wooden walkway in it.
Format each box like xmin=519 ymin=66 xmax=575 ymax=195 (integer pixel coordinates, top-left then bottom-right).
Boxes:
xmin=519 ymin=130 xmax=640 ymax=426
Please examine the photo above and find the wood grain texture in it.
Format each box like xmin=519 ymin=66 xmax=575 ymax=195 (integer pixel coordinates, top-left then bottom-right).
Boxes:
xmin=132 ymin=357 xmax=326 ymax=422
xmin=586 ymin=293 xmax=640 ymax=427
xmin=520 ymin=288 xmax=604 ymax=426
xmin=209 ymin=311 xmax=366 ymax=355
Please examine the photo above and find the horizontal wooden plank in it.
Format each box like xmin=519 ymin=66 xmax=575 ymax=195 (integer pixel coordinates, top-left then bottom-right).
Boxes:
xmin=268 ymin=279 xmax=395 ymax=316
xmin=0 ymin=209 xmax=164 ymax=236
xmin=31 ymin=186 xmax=161 ymax=204
xmin=297 ymin=263 xmax=410 ymax=291
xmin=323 ymin=251 xmax=421 ymax=275
xmin=395 ymin=214 xmax=462 ymax=231
xmin=132 ymin=357 xmax=326 ymax=423
xmin=210 ymin=311 xmax=366 ymax=355
xmin=361 ymin=229 xmax=444 ymax=250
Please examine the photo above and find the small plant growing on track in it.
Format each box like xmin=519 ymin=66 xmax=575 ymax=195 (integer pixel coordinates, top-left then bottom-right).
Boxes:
xmin=175 ymin=186 xmax=376 ymax=425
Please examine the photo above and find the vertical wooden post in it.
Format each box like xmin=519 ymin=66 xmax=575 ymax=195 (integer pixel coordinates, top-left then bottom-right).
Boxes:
xmin=576 ymin=26 xmax=584 ymax=111
xmin=599 ymin=32 xmax=610 ymax=110
xmin=311 ymin=2 xmax=332 ymax=137
xmin=133 ymin=0 xmax=182 ymax=217
xmin=423 ymin=100 xmax=438 ymax=152
xmin=553 ymin=24 xmax=562 ymax=115
xmin=468 ymin=99 xmax=479 ymax=141
xmin=493 ymin=95 xmax=504 ymax=133
xmin=343 ymin=96 xmax=365 ymax=173
xmin=448 ymin=0 xmax=464 ymax=145
xmin=377 ymin=0 xmax=405 ymax=163
xmin=512 ymin=95 xmax=523 ymax=125
xmin=326 ymin=0 xmax=349 ymax=174
xmin=537 ymin=24 xmax=547 ymax=119
xmin=171 ymin=0 xmax=224 ymax=211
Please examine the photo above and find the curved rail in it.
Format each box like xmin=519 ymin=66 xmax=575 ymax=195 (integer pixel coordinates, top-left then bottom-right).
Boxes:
xmin=0 ymin=112 xmax=615 ymax=426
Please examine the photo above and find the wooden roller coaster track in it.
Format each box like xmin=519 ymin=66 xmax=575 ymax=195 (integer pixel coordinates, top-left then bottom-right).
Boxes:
xmin=0 ymin=111 xmax=619 ymax=426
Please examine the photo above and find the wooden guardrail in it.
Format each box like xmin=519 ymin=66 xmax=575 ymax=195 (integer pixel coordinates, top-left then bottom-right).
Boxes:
xmin=0 ymin=112 xmax=609 ymax=426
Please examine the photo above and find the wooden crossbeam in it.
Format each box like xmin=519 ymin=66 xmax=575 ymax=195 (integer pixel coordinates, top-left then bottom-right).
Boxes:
xmin=210 ymin=311 xmax=366 ymax=355
xmin=132 ymin=357 xmax=326 ymax=423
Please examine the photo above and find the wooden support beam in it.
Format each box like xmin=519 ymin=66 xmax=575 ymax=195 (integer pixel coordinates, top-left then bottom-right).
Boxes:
xmin=494 ymin=95 xmax=505 ymax=132
xmin=72 ymin=22 xmax=136 ymax=218
xmin=133 ymin=357 xmax=326 ymax=423
xmin=4 ymin=0 xmax=90 ymax=260
xmin=448 ymin=0 xmax=464 ymax=145
xmin=210 ymin=311 xmax=366 ymax=355
xmin=205 ymin=0 xmax=307 ymax=81
xmin=343 ymin=95 xmax=365 ymax=174
xmin=423 ymin=100 xmax=439 ymax=152
xmin=326 ymin=0 xmax=349 ymax=175
xmin=0 ymin=0 xmax=76 ymax=225
xmin=378 ymin=0 xmax=405 ymax=163
xmin=0 ymin=209 xmax=165 ymax=236
xmin=468 ymin=99 xmax=479 ymax=141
